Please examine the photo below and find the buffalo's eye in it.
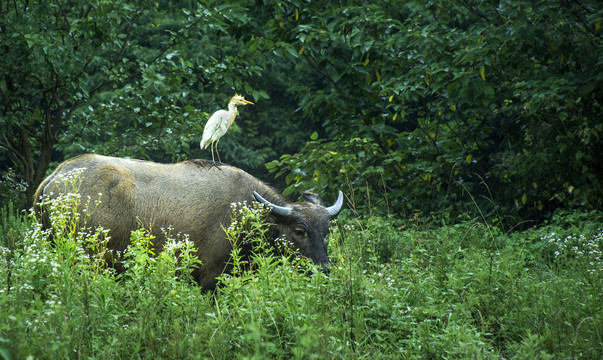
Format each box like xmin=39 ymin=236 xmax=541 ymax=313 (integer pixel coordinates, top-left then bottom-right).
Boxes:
xmin=294 ymin=227 xmax=307 ymax=237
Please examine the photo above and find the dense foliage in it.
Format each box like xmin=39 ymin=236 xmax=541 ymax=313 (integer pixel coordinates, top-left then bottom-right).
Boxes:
xmin=1 ymin=196 xmax=601 ymax=358
xmin=263 ymin=0 xmax=603 ymax=224
xmin=1 ymin=0 xmax=601 ymax=223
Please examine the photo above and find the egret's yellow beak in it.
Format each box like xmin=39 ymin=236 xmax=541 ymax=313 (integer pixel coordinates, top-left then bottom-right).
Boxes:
xmin=243 ymin=99 xmax=255 ymax=105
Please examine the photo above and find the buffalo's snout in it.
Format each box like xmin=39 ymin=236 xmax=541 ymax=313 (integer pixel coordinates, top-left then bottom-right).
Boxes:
xmin=314 ymin=256 xmax=330 ymax=275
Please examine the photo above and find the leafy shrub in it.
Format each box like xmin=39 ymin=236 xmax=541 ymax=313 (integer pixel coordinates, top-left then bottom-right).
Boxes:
xmin=0 ymin=170 xmax=27 ymax=210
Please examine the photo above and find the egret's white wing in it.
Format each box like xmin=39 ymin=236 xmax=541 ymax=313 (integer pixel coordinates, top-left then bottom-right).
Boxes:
xmin=200 ymin=110 xmax=228 ymax=149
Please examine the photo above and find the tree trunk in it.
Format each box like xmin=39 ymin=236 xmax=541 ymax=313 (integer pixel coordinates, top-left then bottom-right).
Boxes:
xmin=11 ymin=122 xmax=56 ymax=209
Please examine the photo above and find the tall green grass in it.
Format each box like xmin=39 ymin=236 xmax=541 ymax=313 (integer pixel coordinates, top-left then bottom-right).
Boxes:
xmin=0 ymin=192 xmax=601 ymax=359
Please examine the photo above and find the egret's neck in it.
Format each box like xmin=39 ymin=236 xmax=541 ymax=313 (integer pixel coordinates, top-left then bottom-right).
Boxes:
xmin=227 ymin=102 xmax=238 ymax=112
xmin=226 ymin=102 xmax=239 ymax=128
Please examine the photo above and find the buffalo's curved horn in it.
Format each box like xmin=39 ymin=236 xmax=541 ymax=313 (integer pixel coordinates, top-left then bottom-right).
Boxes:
xmin=253 ymin=191 xmax=292 ymax=216
xmin=326 ymin=191 xmax=344 ymax=216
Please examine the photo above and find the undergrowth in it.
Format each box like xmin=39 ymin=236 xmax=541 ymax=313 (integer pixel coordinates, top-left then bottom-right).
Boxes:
xmin=0 ymin=181 xmax=601 ymax=359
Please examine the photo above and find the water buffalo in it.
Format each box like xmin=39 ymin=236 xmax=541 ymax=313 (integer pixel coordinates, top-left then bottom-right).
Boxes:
xmin=34 ymin=154 xmax=343 ymax=289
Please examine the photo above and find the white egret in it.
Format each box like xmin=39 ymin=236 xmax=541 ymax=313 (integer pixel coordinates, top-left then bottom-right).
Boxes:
xmin=200 ymin=94 xmax=254 ymax=164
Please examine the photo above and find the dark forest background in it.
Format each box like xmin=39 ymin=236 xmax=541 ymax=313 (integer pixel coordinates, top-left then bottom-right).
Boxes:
xmin=2 ymin=0 xmax=601 ymax=226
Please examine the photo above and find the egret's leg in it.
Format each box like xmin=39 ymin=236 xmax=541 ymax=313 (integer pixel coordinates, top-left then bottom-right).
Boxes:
xmin=215 ymin=139 xmax=222 ymax=164
xmin=210 ymin=142 xmax=216 ymax=163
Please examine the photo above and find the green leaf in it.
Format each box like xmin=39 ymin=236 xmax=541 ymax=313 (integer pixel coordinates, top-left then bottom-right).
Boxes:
xmin=281 ymin=43 xmax=298 ymax=58
xmin=265 ymin=160 xmax=279 ymax=170
xmin=484 ymin=86 xmax=495 ymax=99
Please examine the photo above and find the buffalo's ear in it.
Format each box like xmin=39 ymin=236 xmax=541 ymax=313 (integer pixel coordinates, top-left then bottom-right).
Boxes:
xmin=302 ymin=191 xmax=322 ymax=205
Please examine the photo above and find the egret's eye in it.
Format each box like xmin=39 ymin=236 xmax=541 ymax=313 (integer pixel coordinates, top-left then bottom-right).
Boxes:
xmin=294 ymin=227 xmax=307 ymax=237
